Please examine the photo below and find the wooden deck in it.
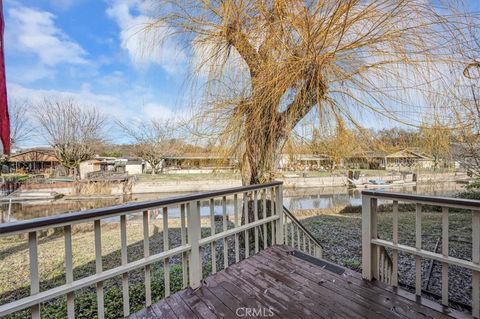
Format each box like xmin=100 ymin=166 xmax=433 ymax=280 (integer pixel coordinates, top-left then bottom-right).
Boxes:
xmin=129 ymin=245 xmax=470 ymax=319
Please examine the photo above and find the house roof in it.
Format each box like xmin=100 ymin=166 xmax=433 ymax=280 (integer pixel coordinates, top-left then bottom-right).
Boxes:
xmin=386 ymin=149 xmax=433 ymax=160
xmin=165 ymin=155 xmax=229 ymax=160
xmin=348 ymin=150 xmax=387 ymax=158
xmin=126 ymin=160 xmax=143 ymax=165
xmin=80 ymin=159 xmax=102 ymax=164
xmin=9 ymin=148 xmax=59 ymax=163
xmin=296 ymin=154 xmax=332 ymax=161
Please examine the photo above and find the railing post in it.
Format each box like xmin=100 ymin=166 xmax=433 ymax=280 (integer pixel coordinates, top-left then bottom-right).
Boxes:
xmin=187 ymin=200 xmax=202 ymax=289
xmin=362 ymin=195 xmax=377 ymax=280
xmin=275 ymin=184 xmax=284 ymax=245
xmin=472 ymin=210 xmax=480 ymax=318
xmin=28 ymin=231 xmax=40 ymax=319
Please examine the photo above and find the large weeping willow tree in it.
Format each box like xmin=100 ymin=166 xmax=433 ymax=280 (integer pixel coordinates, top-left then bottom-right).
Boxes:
xmin=144 ymin=0 xmax=474 ymax=185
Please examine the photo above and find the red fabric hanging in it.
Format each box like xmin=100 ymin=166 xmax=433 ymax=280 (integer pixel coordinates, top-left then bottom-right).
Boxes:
xmin=0 ymin=0 xmax=10 ymax=155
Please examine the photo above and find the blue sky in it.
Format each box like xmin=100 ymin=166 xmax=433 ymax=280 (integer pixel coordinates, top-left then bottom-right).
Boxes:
xmin=5 ymin=0 xmax=190 ymax=132
xmin=5 ymin=0 xmax=480 ymax=147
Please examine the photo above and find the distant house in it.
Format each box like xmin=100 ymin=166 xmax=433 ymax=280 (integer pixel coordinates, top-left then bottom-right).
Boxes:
xmin=344 ymin=151 xmax=387 ymax=170
xmin=385 ymin=149 xmax=434 ymax=170
xmin=278 ymin=154 xmax=333 ymax=171
xmin=122 ymin=158 xmax=144 ymax=175
xmin=79 ymin=159 xmax=102 ymax=179
xmin=9 ymin=148 xmax=60 ymax=173
xmin=79 ymin=157 xmax=144 ymax=179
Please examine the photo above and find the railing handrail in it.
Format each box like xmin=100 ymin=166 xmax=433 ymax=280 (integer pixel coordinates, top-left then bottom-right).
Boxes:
xmin=0 ymin=182 xmax=286 ymax=318
xmin=362 ymin=190 xmax=480 ymax=209
xmin=0 ymin=181 xmax=283 ymax=236
xmin=362 ymin=191 xmax=480 ymax=317
xmin=283 ymin=206 xmax=323 ymax=249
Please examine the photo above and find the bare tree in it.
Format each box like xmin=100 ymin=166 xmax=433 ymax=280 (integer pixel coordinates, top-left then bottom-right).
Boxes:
xmin=117 ymin=119 xmax=182 ymax=174
xmin=35 ymin=99 xmax=106 ymax=177
xmin=9 ymin=99 xmax=35 ymax=149
xmin=143 ymin=0 xmax=472 ymax=185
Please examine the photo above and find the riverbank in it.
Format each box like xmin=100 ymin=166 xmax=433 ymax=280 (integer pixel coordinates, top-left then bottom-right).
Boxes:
xmin=132 ymin=171 xmax=469 ymax=193
xmin=3 ymin=179 xmax=465 ymax=223
xmin=15 ymin=171 xmax=469 ymax=196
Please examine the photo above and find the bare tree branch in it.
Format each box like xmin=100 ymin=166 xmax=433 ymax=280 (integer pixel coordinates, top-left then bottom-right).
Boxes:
xmin=8 ymin=99 xmax=35 ymax=148
xmin=116 ymin=119 xmax=182 ymax=174
xmin=35 ymin=98 xmax=106 ymax=176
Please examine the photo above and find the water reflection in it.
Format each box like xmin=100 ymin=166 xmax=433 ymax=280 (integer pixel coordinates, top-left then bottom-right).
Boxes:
xmin=283 ymin=182 xmax=464 ymax=211
xmin=0 ymin=181 xmax=465 ymax=223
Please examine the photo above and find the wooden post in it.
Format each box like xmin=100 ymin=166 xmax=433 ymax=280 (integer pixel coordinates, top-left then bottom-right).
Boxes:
xmin=254 ymin=191 xmax=259 ymax=253
xmin=209 ymin=199 xmax=216 ymax=274
xmin=120 ymin=215 xmax=130 ymax=316
xmin=472 ymin=210 xmax=480 ymax=318
xmin=64 ymin=225 xmax=74 ymax=319
xmin=143 ymin=210 xmax=152 ymax=306
xmin=362 ymin=195 xmax=377 ymax=280
xmin=442 ymin=207 xmax=449 ymax=307
xmin=222 ymin=196 xmax=228 ymax=268
xmin=392 ymin=201 xmax=399 ymax=287
xmin=94 ymin=220 xmax=104 ymax=319
xmin=315 ymin=243 xmax=322 ymax=258
xmin=415 ymin=204 xmax=422 ymax=296
xmin=29 ymin=231 xmax=40 ymax=319
xmin=180 ymin=204 xmax=188 ymax=289
xmin=234 ymin=194 xmax=240 ymax=263
xmin=262 ymin=189 xmax=267 ymax=249
xmin=275 ymin=184 xmax=284 ymax=245
xmin=187 ymin=201 xmax=202 ymax=289
xmin=163 ymin=207 xmax=170 ymax=297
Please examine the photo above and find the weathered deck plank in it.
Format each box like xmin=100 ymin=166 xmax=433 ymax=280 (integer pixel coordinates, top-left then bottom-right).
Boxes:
xmin=130 ymin=245 xmax=471 ymax=319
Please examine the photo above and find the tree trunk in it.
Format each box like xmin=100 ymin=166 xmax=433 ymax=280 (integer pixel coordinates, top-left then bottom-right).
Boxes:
xmin=241 ymin=108 xmax=286 ymax=186
xmin=241 ymin=134 xmax=283 ymax=186
xmin=239 ymin=115 xmax=287 ymax=247
xmin=149 ymin=160 xmax=156 ymax=175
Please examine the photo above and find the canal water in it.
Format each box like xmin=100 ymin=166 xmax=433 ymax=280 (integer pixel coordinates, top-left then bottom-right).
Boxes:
xmin=0 ymin=181 xmax=466 ymax=223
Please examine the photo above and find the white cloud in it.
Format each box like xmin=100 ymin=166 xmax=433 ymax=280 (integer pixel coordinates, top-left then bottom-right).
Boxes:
xmin=106 ymin=0 xmax=186 ymax=74
xmin=7 ymin=82 xmax=183 ymax=122
xmin=48 ymin=0 xmax=84 ymax=12
xmin=142 ymin=102 xmax=174 ymax=120
xmin=97 ymin=71 xmax=126 ymax=86
xmin=7 ymin=64 xmax=55 ymax=84
xmin=7 ymin=5 xmax=88 ymax=66
xmin=8 ymin=82 xmax=189 ymax=145
xmin=8 ymin=82 xmax=128 ymax=118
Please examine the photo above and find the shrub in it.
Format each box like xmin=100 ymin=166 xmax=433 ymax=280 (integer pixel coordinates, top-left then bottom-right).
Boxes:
xmin=456 ymin=190 xmax=480 ymax=201
xmin=465 ymin=179 xmax=480 ymax=190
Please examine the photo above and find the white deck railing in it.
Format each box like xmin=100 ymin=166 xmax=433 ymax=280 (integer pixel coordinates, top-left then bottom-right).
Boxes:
xmin=283 ymin=206 xmax=323 ymax=258
xmin=0 ymin=182 xmax=290 ymax=318
xmin=0 ymin=181 xmax=324 ymax=319
xmin=362 ymin=190 xmax=480 ymax=318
